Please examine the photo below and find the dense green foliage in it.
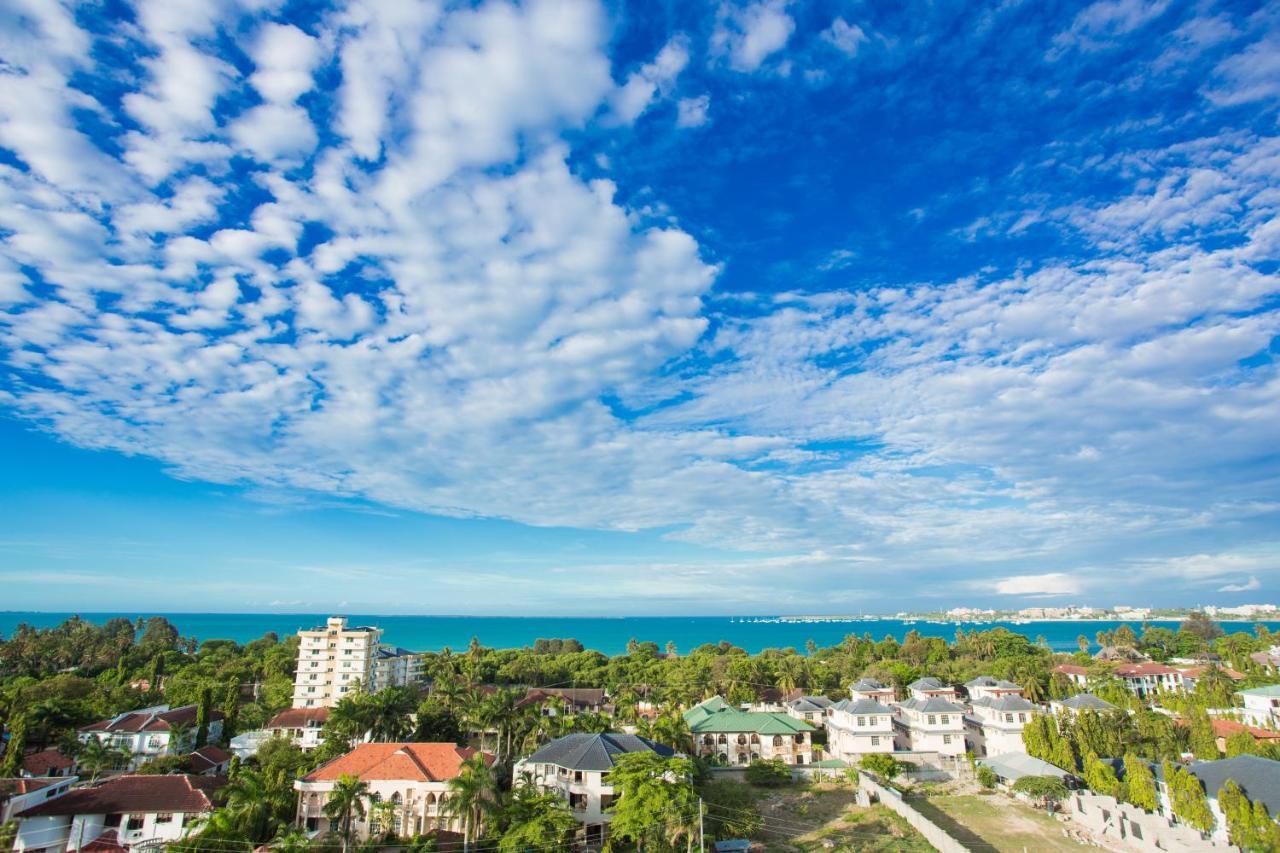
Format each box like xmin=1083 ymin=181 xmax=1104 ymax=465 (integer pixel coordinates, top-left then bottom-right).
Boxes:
xmin=744 ymin=758 xmax=792 ymax=787
xmin=859 ymin=753 xmax=903 ymax=782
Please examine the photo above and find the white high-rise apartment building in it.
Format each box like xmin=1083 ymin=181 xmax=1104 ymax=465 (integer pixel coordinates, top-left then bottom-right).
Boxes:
xmin=292 ymin=617 xmax=383 ymax=708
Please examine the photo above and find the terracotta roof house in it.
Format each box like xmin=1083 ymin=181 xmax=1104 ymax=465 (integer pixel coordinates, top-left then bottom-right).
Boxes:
xmin=1114 ymin=663 xmax=1182 ymax=698
xmin=2 ymin=777 xmax=76 ymax=824
xmin=1053 ymin=664 xmax=1090 ymax=687
xmin=684 ymin=697 xmax=815 ymax=766
xmin=187 ymin=746 xmax=233 ymax=776
xmin=266 ymin=706 xmax=330 ymax=750
xmin=1209 ymin=718 xmax=1280 ymax=753
xmin=79 ymin=705 xmax=225 ymax=770
xmin=515 ymin=687 xmax=608 ymax=717
xmin=12 ymin=774 xmax=225 ymax=852
xmin=295 ymin=743 xmax=493 ymax=841
xmin=21 ymin=749 xmax=75 ymax=779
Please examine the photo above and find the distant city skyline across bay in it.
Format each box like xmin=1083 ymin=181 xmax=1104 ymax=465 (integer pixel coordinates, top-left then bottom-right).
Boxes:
xmin=1 ymin=1 xmax=1278 ymax=613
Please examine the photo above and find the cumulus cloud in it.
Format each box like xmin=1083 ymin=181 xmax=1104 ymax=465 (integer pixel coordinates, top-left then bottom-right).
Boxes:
xmin=611 ymin=35 xmax=691 ymax=123
xmin=994 ymin=573 xmax=1083 ymax=596
xmin=712 ymin=0 xmax=795 ymax=72
xmin=676 ymin=95 xmax=711 ymax=128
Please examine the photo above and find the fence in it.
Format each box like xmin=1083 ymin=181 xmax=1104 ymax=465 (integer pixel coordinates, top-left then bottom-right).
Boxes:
xmin=855 ymin=772 xmax=971 ymax=853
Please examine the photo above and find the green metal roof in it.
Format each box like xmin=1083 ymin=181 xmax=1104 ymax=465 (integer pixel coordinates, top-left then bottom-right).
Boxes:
xmin=810 ymin=758 xmax=849 ymax=768
xmin=1240 ymin=684 xmax=1280 ymax=697
xmin=683 ymin=697 xmax=816 ymax=734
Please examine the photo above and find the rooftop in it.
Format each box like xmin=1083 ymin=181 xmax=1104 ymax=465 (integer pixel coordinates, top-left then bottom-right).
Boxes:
xmin=684 ymin=697 xmax=816 ymax=735
xmin=80 ymin=704 xmax=224 ymax=735
xmin=1056 ymin=693 xmax=1116 ymax=711
xmin=521 ymin=733 xmax=674 ymax=771
xmin=267 ymin=707 xmax=331 ymax=729
xmin=1182 ymin=755 xmax=1280 ymax=815
xmin=1238 ymin=684 xmax=1280 ymax=698
xmin=17 ymin=775 xmax=225 ymax=818
xmin=899 ymin=696 xmax=966 ymax=714
xmin=304 ymin=743 xmax=491 ymax=783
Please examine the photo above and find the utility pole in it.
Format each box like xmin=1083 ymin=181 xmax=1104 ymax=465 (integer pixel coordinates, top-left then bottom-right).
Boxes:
xmin=698 ymin=797 xmax=705 ymax=852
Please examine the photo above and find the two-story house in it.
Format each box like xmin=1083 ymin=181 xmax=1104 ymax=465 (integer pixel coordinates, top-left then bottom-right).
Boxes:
xmin=1237 ymin=685 xmax=1280 ymax=727
xmin=964 ymin=694 xmax=1041 ymax=757
xmin=1114 ymin=663 xmax=1182 ymax=698
xmin=785 ymin=696 xmax=834 ymax=727
xmin=905 ymin=677 xmax=959 ymax=701
xmin=825 ymin=698 xmax=895 ymax=762
xmin=849 ymin=678 xmax=897 ymax=704
xmin=683 ymin=697 xmax=815 ymax=766
xmin=78 ymin=705 xmax=224 ymax=771
xmin=893 ymin=695 xmax=967 ymax=758
xmin=13 ymin=774 xmax=225 ymax=852
xmin=294 ymin=743 xmax=493 ymax=840
xmin=513 ymin=733 xmax=675 ymax=847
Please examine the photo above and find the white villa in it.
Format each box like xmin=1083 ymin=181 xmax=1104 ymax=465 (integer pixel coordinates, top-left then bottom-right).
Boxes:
xmin=826 ymin=698 xmax=895 ymax=761
xmin=77 ymin=705 xmax=223 ymax=771
xmin=906 ymin=677 xmax=959 ymax=701
xmin=294 ymin=743 xmax=492 ymax=840
xmin=965 ymin=694 xmax=1040 ymax=757
xmin=683 ymin=697 xmax=816 ymax=765
xmin=513 ymin=733 xmax=675 ymax=847
xmin=1237 ymin=685 xmax=1280 ymax=727
xmin=894 ymin=695 xmax=967 ymax=757
xmin=13 ymin=775 xmax=224 ymax=852
xmin=849 ymin=678 xmax=896 ymax=704
xmin=785 ymin=696 xmax=834 ymax=727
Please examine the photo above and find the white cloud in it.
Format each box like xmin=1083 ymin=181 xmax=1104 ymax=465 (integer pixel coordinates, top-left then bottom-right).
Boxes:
xmin=994 ymin=573 xmax=1083 ymax=596
xmin=611 ymin=35 xmax=690 ymax=123
xmin=1219 ymin=577 xmax=1261 ymax=593
xmin=822 ymin=18 xmax=867 ymax=56
xmin=676 ymin=95 xmax=711 ymax=128
xmin=712 ymin=1 xmax=795 ymax=73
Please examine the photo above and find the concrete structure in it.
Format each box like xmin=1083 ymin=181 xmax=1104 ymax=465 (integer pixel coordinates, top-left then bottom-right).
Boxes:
xmin=785 ymin=696 xmax=834 ymax=726
xmin=77 ymin=705 xmax=224 ymax=771
xmin=1237 ymin=684 xmax=1280 ymax=727
xmin=514 ymin=733 xmax=674 ymax=847
xmin=905 ymin=677 xmax=959 ymax=701
xmin=1065 ymin=789 xmax=1225 ymax=852
xmin=1114 ymin=663 xmax=1181 ymax=698
xmin=1050 ymin=693 xmax=1117 ymax=715
xmin=13 ymin=774 xmax=224 ymax=852
xmin=369 ymin=646 xmax=424 ymax=692
xmin=683 ymin=697 xmax=815 ymax=765
xmin=825 ymin=698 xmax=895 ymax=761
xmin=293 ymin=617 xmax=383 ymax=708
xmin=849 ymin=678 xmax=896 ymax=704
xmin=965 ymin=694 xmax=1040 ymax=757
xmin=1 ymin=778 xmax=76 ymax=825
xmin=294 ymin=743 xmax=492 ymax=840
xmin=893 ymin=696 xmax=966 ymax=756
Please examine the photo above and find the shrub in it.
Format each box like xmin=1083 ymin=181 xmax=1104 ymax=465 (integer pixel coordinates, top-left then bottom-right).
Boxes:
xmin=744 ymin=758 xmax=792 ymax=787
xmin=977 ymin=765 xmax=998 ymax=789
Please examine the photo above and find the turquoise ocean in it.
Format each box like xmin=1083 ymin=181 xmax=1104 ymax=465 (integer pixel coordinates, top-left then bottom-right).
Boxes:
xmin=2 ymin=612 xmax=1278 ymax=656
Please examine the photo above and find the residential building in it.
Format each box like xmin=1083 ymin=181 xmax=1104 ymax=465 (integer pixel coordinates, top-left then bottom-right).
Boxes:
xmin=268 ymin=707 xmax=331 ymax=749
xmin=785 ymin=696 xmax=834 ymax=727
xmin=963 ymin=676 xmax=1023 ymax=703
xmin=1176 ymin=665 xmax=1245 ymax=693
xmin=293 ymin=617 xmax=383 ymax=708
xmin=1249 ymin=646 xmax=1280 ymax=673
xmin=369 ymin=646 xmax=425 ymax=692
xmin=20 ymin=750 xmax=75 ymax=779
xmin=825 ymin=698 xmax=895 ymax=761
xmin=187 ymin=746 xmax=232 ymax=776
xmin=683 ymin=697 xmax=815 ymax=766
xmin=78 ymin=705 xmax=223 ymax=771
xmin=1053 ymin=664 xmax=1090 ymax=688
xmin=1209 ymin=718 xmax=1280 ymax=754
xmin=1049 ymin=694 xmax=1116 ymax=716
xmin=2 ymin=778 xmax=76 ymax=825
xmin=13 ymin=774 xmax=225 ymax=852
xmin=515 ymin=688 xmax=609 ymax=717
xmin=1156 ymin=755 xmax=1280 ymax=844
xmin=905 ymin=677 xmax=958 ymax=701
xmin=294 ymin=743 xmax=492 ymax=840
xmin=893 ymin=695 xmax=967 ymax=757
xmin=849 ymin=678 xmax=896 ymax=704
xmin=964 ymin=695 xmax=1041 ymax=757
xmin=513 ymin=733 xmax=675 ymax=847
xmin=1114 ymin=663 xmax=1182 ymax=698
xmin=1237 ymin=685 xmax=1280 ymax=727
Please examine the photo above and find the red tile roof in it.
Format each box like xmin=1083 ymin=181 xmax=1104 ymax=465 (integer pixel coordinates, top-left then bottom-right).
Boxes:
xmin=22 ymin=749 xmax=74 ymax=776
xmin=1211 ymin=718 xmax=1280 ymax=741
xmin=1115 ymin=663 xmax=1180 ymax=676
xmin=303 ymin=744 xmax=492 ymax=783
xmin=515 ymin=687 xmax=607 ymax=710
xmin=80 ymin=705 xmax=225 ymax=734
xmin=188 ymin=746 xmax=232 ymax=774
xmin=1 ymin=777 xmax=59 ymax=797
xmin=16 ymin=775 xmax=225 ymax=818
xmin=1054 ymin=664 xmax=1089 ymax=676
xmin=266 ymin=707 xmax=330 ymax=729
xmin=82 ymin=830 xmax=127 ymax=853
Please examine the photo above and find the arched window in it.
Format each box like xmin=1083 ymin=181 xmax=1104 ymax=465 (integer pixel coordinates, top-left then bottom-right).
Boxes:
xmin=718 ymin=753 xmax=728 ymax=763
xmin=750 ymin=734 xmax=760 ymax=744
xmin=794 ymin=733 xmax=804 ymax=743
xmin=717 ymin=734 xmax=727 ymax=745
xmin=736 ymin=734 xmax=747 ymax=745
xmin=390 ymin=792 xmax=401 ymax=805
xmin=703 ymin=735 xmax=714 ymax=745
xmin=772 ymin=735 xmax=783 ymax=747
xmin=751 ymin=751 xmax=759 ymax=761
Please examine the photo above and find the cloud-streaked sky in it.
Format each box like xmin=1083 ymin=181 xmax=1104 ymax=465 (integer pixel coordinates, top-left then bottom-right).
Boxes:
xmin=1 ymin=0 xmax=1278 ymax=615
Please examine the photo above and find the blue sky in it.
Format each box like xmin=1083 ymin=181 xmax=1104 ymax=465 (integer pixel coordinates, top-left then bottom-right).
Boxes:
xmin=1 ymin=0 xmax=1278 ymax=615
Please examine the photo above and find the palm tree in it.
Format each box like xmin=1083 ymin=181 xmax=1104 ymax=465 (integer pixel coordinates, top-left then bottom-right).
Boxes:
xmin=442 ymin=756 xmax=497 ymax=852
xmin=369 ymin=688 xmax=416 ymax=742
xmin=222 ymin=766 xmax=294 ymax=842
xmin=323 ymin=773 xmax=369 ymax=853
xmin=327 ymin=696 xmax=374 ymax=746
xmin=496 ymin=786 xmax=578 ymax=852
xmin=78 ymin=738 xmax=127 ymax=781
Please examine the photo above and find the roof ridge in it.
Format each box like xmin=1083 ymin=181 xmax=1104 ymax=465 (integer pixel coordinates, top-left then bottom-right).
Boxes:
xmin=396 ymin=744 xmax=435 ymax=781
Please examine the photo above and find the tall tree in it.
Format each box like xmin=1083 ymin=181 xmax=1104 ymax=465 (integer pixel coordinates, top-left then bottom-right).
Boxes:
xmin=1164 ymin=762 xmax=1215 ymax=835
xmin=442 ymin=755 xmax=497 ymax=852
xmin=1122 ymin=753 xmax=1158 ymax=811
xmin=195 ymin=685 xmax=213 ymax=748
xmin=0 ymin=714 xmax=26 ymax=777
xmin=323 ymin=773 xmax=369 ymax=853
xmin=496 ymin=786 xmax=578 ymax=852
xmin=608 ymin=752 xmax=699 ymax=851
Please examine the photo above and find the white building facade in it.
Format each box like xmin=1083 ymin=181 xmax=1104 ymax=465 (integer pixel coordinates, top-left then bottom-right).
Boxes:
xmin=77 ymin=706 xmax=223 ymax=771
xmin=293 ymin=617 xmax=383 ymax=708
xmin=825 ymin=698 xmax=895 ymax=761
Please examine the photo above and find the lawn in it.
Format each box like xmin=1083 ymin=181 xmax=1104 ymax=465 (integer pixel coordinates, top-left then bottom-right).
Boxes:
xmin=905 ymin=792 xmax=1092 ymax=853
xmin=753 ymin=783 xmax=935 ymax=852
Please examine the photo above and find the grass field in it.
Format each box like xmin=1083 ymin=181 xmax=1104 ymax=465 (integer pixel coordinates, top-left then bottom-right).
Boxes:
xmin=905 ymin=792 xmax=1092 ymax=853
